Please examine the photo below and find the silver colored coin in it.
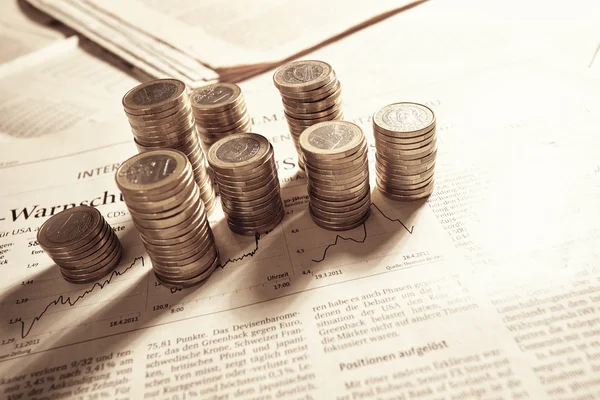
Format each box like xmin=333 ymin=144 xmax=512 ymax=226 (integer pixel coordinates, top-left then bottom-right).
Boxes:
xmin=374 ymin=126 xmax=436 ymax=145
xmin=154 ymin=249 xmax=220 ymax=290
xmin=152 ymin=241 xmax=216 ymax=271
xmin=128 ymin=107 xmax=192 ymax=128
xmin=376 ymin=178 xmax=435 ymax=196
xmin=377 ymin=173 xmax=435 ymax=191
xmin=281 ymin=80 xmax=340 ymax=102
xmin=115 ymin=149 xmax=187 ymax=195
xmin=284 ymin=102 xmax=342 ymax=120
xmin=208 ymin=133 xmax=271 ymax=173
xmin=304 ymin=150 xmax=368 ymax=175
xmin=273 ymin=60 xmax=334 ymax=93
xmin=37 ymin=206 xmax=104 ymax=252
xmin=309 ymin=176 xmax=369 ymax=197
xmin=59 ymin=235 xmax=121 ymax=273
xmin=310 ymin=191 xmax=371 ymax=214
xmin=282 ymin=89 xmax=342 ymax=113
xmin=55 ymin=230 xmax=118 ymax=269
xmin=117 ymin=147 xmax=220 ymax=287
xmin=228 ymin=207 xmax=284 ymax=236
xmin=311 ymin=209 xmax=370 ymax=231
xmin=309 ymin=181 xmax=370 ymax=201
xmin=223 ymin=196 xmax=283 ymax=219
xmin=375 ymin=153 xmax=436 ymax=172
xmin=133 ymin=194 xmax=203 ymax=230
xmin=220 ymin=188 xmax=282 ymax=211
xmin=124 ymin=102 xmax=187 ymax=122
xmin=300 ymin=121 xmax=364 ymax=160
xmin=378 ymin=182 xmax=434 ymax=201
xmin=125 ymin=179 xmax=195 ymax=213
xmin=190 ymin=83 xmax=243 ymax=112
xmin=377 ymin=145 xmax=438 ymax=163
xmin=122 ymin=79 xmax=186 ymax=115
xmin=60 ymin=245 xmax=123 ymax=283
xmin=373 ymin=102 xmax=436 ymax=137
xmin=376 ymin=138 xmax=437 ymax=157
xmin=49 ymin=222 xmax=112 ymax=261
xmin=375 ymin=163 xmax=435 ymax=182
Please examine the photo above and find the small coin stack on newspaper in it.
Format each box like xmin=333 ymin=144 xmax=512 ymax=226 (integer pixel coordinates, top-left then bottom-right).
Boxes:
xmin=273 ymin=60 xmax=343 ymax=169
xmin=373 ymin=102 xmax=437 ymax=200
xmin=190 ymin=83 xmax=253 ymax=152
xmin=299 ymin=121 xmax=371 ymax=231
xmin=207 ymin=133 xmax=284 ymax=235
xmin=37 ymin=206 xmax=123 ymax=284
xmin=115 ymin=149 xmax=219 ymax=289
xmin=122 ymin=78 xmax=216 ymax=214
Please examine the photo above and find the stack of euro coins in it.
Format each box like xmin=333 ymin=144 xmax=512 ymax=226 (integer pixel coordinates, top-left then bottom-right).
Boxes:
xmin=121 ymin=78 xmax=216 ymax=214
xmin=373 ymin=102 xmax=437 ymax=201
xmin=115 ymin=149 xmax=219 ymax=289
xmin=273 ymin=60 xmax=343 ymax=169
xmin=207 ymin=133 xmax=284 ymax=235
xmin=37 ymin=206 xmax=123 ymax=284
xmin=299 ymin=121 xmax=371 ymax=231
xmin=190 ymin=83 xmax=252 ymax=152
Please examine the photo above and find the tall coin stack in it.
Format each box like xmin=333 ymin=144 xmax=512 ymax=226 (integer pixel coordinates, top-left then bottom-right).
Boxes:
xmin=37 ymin=206 xmax=123 ymax=284
xmin=373 ymin=102 xmax=437 ymax=201
xmin=190 ymin=83 xmax=252 ymax=152
xmin=299 ymin=121 xmax=371 ymax=231
xmin=115 ymin=149 xmax=220 ymax=289
xmin=122 ymin=78 xmax=216 ymax=214
xmin=273 ymin=60 xmax=343 ymax=169
xmin=207 ymin=133 xmax=284 ymax=236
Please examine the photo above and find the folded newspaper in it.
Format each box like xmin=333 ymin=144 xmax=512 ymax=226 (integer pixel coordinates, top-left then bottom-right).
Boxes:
xmin=25 ymin=0 xmax=424 ymax=86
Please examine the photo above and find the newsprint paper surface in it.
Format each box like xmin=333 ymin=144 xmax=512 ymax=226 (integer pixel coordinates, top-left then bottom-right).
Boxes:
xmin=1 ymin=58 xmax=600 ymax=399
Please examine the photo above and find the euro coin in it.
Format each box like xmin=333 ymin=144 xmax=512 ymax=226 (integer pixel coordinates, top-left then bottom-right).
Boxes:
xmin=37 ymin=206 xmax=123 ymax=284
xmin=115 ymin=149 xmax=219 ymax=288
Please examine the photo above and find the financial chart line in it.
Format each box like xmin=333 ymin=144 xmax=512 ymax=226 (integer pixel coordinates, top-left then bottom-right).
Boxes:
xmin=312 ymin=203 xmax=414 ymax=263
xmin=16 ymin=205 xmax=407 ymax=336
xmin=20 ymin=256 xmax=145 ymax=339
xmin=218 ymin=233 xmax=261 ymax=270
xmin=169 ymin=233 xmax=262 ymax=293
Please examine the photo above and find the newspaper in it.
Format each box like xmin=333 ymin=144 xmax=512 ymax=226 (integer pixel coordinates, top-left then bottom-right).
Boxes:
xmin=24 ymin=0 xmax=424 ymax=86
xmin=1 ymin=54 xmax=600 ymax=398
xmin=0 ymin=0 xmax=67 ymax=65
xmin=0 ymin=36 xmax=141 ymax=149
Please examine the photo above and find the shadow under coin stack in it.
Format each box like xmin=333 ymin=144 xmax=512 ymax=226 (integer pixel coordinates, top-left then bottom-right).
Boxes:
xmin=115 ymin=149 xmax=219 ymax=289
xmin=122 ymin=78 xmax=216 ymax=214
xmin=207 ymin=133 xmax=284 ymax=235
xmin=273 ymin=60 xmax=343 ymax=170
xmin=37 ymin=206 xmax=123 ymax=284
xmin=373 ymin=102 xmax=437 ymax=201
xmin=190 ymin=83 xmax=252 ymax=153
xmin=299 ymin=121 xmax=371 ymax=231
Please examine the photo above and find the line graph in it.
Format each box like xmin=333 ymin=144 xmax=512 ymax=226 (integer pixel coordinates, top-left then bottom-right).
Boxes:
xmin=15 ymin=204 xmax=411 ymax=339
xmin=168 ymin=233 xmax=263 ymax=293
xmin=312 ymin=203 xmax=414 ymax=263
xmin=218 ymin=233 xmax=261 ymax=269
xmin=20 ymin=256 xmax=145 ymax=339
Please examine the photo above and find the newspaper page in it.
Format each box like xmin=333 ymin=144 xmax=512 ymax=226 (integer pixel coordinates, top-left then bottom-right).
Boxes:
xmin=25 ymin=0 xmax=424 ymax=85
xmin=0 ymin=37 xmax=141 ymax=153
xmin=1 ymin=56 xmax=600 ymax=399
xmin=0 ymin=0 xmax=66 ymax=65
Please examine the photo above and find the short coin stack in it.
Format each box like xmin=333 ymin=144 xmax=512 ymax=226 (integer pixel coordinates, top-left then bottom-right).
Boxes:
xmin=299 ymin=121 xmax=371 ymax=231
xmin=122 ymin=78 xmax=216 ymax=214
xmin=207 ymin=133 xmax=284 ymax=235
xmin=37 ymin=206 xmax=123 ymax=284
xmin=273 ymin=60 xmax=343 ymax=169
xmin=190 ymin=83 xmax=252 ymax=152
xmin=373 ymin=102 xmax=437 ymax=201
xmin=115 ymin=149 xmax=219 ymax=289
